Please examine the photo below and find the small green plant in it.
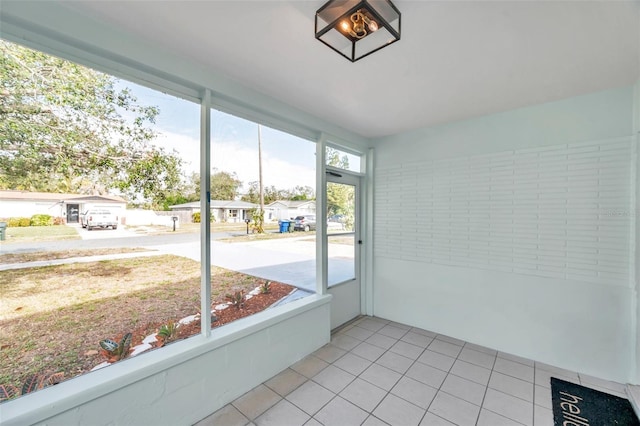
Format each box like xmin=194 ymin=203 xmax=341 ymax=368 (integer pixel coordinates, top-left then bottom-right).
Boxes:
xmin=250 ymin=208 xmax=265 ymax=234
xmin=192 ymin=212 xmax=214 ymax=223
xmin=226 ymin=290 xmax=245 ymax=309
xmin=99 ymin=333 xmax=132 ymax=362
xmin=0 ymin=372 xmax=64 ymax=403
xmin=7 ymin=217 xmax=31 ymax=227
xmin=30 ymin=214 xmax=53 ymax=226
xmin=260 ymin=281 xmax=272 ymax=294
xmin=156 ymin=321 xmax=179 ymax=346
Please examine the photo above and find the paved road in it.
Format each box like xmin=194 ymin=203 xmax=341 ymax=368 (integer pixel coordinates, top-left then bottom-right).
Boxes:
xmin=0 ymin=229 xmax=230 ymax=254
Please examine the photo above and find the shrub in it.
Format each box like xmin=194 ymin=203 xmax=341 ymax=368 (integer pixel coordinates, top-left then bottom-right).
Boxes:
xmin=156 ymin=321 xmax=179 ymax=346
xmin=30 ymin=214 xmax=53 ymax=226
xmin=191 ymin=212 xmax=214 ymax=223
xmin=99 ymin=333 xmax=132 ymax=363
xmin=53 ymin=216 xmax=66 ymax=225
xmin=226 ymin=290 xmax=245 ymax=310
xmin=7 ymin=217 xmax=31 ymax=227
xmin=260 ymin=281 xmax=271 ymax=294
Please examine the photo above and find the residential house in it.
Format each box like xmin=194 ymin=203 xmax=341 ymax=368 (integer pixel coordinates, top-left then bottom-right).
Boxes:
xmin=169 ymin=200 xmax=260 ymax=223
xmin=267 ymin=200 xmax=315 ymax=221
xmin=2 ymin=2 xmax=639 ymax=425
xmin=0 ymin=190 xmax=126 ymax=224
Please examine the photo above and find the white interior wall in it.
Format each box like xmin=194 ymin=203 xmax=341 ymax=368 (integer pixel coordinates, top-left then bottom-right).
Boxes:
xmin=372 ymin=86 xmax=637 ymax=383
xmin=634 ymin=79 xmax=640 ymax=384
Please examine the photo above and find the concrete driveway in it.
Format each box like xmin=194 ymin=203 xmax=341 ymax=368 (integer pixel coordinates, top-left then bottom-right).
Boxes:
xmin=148 ymin=236 xmax=355 ymax=293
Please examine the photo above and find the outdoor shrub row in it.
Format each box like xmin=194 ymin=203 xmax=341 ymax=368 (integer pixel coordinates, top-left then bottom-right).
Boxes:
xmin=4 ymin=215 xmax=65 ymax=227
xmin=30 ymin=214 xmax=53 ymax=226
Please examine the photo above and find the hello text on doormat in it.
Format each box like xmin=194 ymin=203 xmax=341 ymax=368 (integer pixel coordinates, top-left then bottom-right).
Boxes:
xmin=551 ymin=377 xmax=639 ymax=426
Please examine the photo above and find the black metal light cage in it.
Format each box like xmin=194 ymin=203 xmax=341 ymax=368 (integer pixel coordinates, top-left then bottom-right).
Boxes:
xmin=315 ymin=0 xmax=401 ymax=62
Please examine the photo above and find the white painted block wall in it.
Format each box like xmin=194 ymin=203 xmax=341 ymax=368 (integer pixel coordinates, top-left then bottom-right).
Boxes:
xmin=372 ymin=86 xmax=637 ymax=383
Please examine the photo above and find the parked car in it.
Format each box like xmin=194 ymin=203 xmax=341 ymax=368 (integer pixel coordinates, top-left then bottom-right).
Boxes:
xmin=81 ymin=209 xmax=118 ymax=230
xmin=294 ymin=215 xmax=316 ymax=232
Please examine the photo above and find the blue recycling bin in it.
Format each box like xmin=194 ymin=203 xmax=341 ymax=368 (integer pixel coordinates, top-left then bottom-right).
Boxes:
xmin=279 ymin=220 xmax=290 ymax=233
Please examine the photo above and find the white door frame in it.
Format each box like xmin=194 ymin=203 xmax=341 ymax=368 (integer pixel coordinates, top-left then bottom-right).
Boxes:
xmin=326 ymin=168 xmax=362 ymax=329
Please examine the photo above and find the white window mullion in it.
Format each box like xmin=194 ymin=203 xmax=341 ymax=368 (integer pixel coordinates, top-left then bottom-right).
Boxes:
xmin=316 ymin=134 xmax=328 ymax=295
xmin=201 ymin=89 xmax=212 ymax=336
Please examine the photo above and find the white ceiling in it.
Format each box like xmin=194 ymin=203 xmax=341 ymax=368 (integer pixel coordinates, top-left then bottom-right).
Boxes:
xmin=63 ymin=1 xmax=639 ymax=139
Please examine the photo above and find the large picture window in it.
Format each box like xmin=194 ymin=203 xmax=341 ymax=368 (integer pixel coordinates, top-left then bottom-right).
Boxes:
xmin=0 ymin=40 xmax=317 ymax=403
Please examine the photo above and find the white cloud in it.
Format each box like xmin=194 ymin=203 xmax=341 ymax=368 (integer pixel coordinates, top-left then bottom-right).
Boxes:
xmin=153 ymin=130 xmax=315 ymax=192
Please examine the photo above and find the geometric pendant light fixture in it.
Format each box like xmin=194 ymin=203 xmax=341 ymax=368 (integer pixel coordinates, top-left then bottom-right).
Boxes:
xmin=315 ymin=0 xmax=401 ymax=62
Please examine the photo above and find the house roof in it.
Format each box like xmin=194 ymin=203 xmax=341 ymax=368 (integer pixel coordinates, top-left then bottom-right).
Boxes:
xmin=0 ymin=190 xmax=126 ymax=203
xmin=169 ymin=200 xmax=260 ymax=210
xmin=268 ymin=200 xmax=315 ymax=208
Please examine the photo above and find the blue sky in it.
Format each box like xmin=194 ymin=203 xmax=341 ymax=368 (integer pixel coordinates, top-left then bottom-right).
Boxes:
xmin=118 ymin=81 xmax=317 ymax=191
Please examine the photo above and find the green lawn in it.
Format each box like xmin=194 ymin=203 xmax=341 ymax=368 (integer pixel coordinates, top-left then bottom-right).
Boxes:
xmin=5 ymin=226 xmax=80 ymax=243
xmin=128 ymin=222 xmax=279 ymax=236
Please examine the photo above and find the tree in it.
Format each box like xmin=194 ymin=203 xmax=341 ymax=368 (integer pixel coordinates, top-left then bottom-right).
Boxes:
xmin=0 ymin=40 xmax=184 ymax=208
xmin=326 ymin=147 xmax=354 ymax=230
xmin=289 ymin=185 xmax=315 ymax=201
xmin=326 ymin=147 xmax=349 ymax=169
xmin=189 ymin=169 xmax=242 ymax=201
xmin=242 ymin=183 xmax=315 ymax=204
xmin=210 ymin=170 xmax=242 ymax=200
xmin=242 ymin=182 xmax=290 ymax=204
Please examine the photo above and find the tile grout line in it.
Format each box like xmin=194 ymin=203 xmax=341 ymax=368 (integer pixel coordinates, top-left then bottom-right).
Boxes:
xmin=321 ymin=323 xmax=397 ymax=425
xmin=337 ymin=325 xmax=437 ymax=425
xmin=218 ymin=316 xmax=625 ymax=426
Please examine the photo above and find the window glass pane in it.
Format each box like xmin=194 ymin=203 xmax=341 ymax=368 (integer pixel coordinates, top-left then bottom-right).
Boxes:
xmin=207 ymin=109 xmax=317 ymax=328
xmin=327 ymin=181 xmax=356 ymax=286
xmin=326 ymin=146 xmax=362 ymax=172
xmin=0 ymin=39 xmax=200 ymax=400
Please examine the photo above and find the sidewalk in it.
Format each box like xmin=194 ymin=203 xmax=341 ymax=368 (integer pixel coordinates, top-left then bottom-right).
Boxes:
xmin=0 ymin=251 xmax=166 ymax=271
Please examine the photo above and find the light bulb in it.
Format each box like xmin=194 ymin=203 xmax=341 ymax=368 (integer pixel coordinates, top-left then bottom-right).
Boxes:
xmin=368 ymin=20 xmax=378 ymax=32
xmin=340 ymin=20 xmax=350 ymax=32
xmin=351 ymin=11 xmax=367 ymax=37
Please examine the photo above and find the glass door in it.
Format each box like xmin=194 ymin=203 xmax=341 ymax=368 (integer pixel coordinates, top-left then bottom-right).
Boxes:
xmin=326 ymin=171 xmax=361 ymax=328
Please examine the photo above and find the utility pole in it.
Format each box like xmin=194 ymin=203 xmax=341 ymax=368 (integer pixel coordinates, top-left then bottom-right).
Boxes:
xmin=255 ymin=124 xmax=265 ymax=233
xmin=258 ymin=124 xmax=264 ymax=212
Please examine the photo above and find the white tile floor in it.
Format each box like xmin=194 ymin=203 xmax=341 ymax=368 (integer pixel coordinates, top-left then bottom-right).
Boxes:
xmin=195 ymin=316 xmax=629 ymax=426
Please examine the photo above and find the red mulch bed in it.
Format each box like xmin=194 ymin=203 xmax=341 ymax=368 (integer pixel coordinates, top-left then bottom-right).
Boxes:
xmin=127 ymin=282 xmax=295 ymax=350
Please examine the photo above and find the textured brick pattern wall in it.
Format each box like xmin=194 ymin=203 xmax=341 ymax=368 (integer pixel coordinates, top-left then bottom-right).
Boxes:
xmin=374 ymin=137 xmax=634 ymax=286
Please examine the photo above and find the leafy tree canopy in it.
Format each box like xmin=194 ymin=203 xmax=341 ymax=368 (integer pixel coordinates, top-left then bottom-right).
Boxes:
xmin=0 ymin=40 xmax=183 ymax=208
xmin=188 ymin=170 xmax=243 ymax=201
xmin=327 ymin=147 xmax=350 ymax=169
xmin=326 ymin=147 xmax=354 ymax=229
xmin=241 ymin=182 xmax=315 ymax=204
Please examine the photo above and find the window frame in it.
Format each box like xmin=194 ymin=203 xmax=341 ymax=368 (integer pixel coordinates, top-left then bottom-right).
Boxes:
xmin=0 ymin=9 xmax=371 ymax=420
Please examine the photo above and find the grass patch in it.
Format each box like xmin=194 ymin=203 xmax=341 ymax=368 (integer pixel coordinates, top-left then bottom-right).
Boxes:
xmin=328 ymin=235 xmax=355 ymax=246
xmin=5 ymin=225 xmax=80 ymax=243
xmin=220 ymin=230 xmax=312 ymax=243
xmin=297 ymin=234 xmax=355 ymax=245
xmin=0 ymin=248 xmax=152 ymax=264
xmin=0 ymin=255 xmax=273 ymax=393
xmin=128 ymin=222 xmax=279 ymax=236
